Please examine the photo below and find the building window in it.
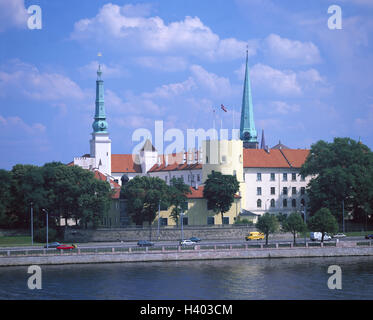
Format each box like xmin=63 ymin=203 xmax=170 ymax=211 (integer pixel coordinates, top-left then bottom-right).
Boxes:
xmin=160 ymin=218 xmax=168 ymax=226
xmin=222 ymin=217 xmax=229 ymax=225
xmin=165 ymin=176 xmax=168 ymax=183
xmin=301 ymin=187 xmax=305 ymax=195
xmin=182 ymin=216 xmax=188 ymax=226
xmin=270 ymin=199 xmax=275 ymax=208
xmin=300 ymin=174 xmax=305 ymax=181
xmin=233 ymin=170 xmax=237 ymax=177
xmin=283 ymin=187 xmax=288 ymax=195
xmin=207 ymin=217 xmax=215 ymax=225
xmin=257 ymin=173 xmax=262 ymax=181
xmin=197 ymin=174 xmax=200 ymax=182
xmin=270 ymin=187 xmax=275 ymax=195
xmin=257 ymin=187 xmax=262 ymax=196
xmin=292 ymin=199 xmax=296 ymax=208
xmin=283 ymin=199 xmax=288 ymax=208
xmin=221 ymin=155 xmax=227 ymax=163
xmin=180 ymin=176 xmax=184 ymax=182
xmin=206 ymin=156 xmax=209 ymax=164
xmin=257 ymin=199 xmax=262 ymax=208
xmin=301 ymin=198 xmax=305 ymax=206
xmin=283 ymin=173 xmax=288 ymax=181
xmin=270 ymin=173 xmax=275 ymax=181
xmin=292 ymin=173 xmax=297 ymax=181
xmin=292 ymin=187 xmax=297 ymax=195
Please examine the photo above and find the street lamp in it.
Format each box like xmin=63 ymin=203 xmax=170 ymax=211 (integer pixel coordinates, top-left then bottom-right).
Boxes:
xmin=180 ymin=211 xmax=184 ymax=242
xmin=30 ymin=202 xmax=34 ymax=246
xmin=42 ymin=209 xmax=49 ymax=249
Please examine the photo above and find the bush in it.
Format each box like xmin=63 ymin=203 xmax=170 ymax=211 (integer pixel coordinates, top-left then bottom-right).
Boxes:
xmin=234 ymin=218 xmax=254 ymax=226
xmin=34 ymin=227 xmax=57 ymax=243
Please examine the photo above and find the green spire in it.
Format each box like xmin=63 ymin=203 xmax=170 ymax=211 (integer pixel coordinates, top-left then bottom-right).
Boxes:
xmin=92 ymin=64 xmax=108 ymax=133
xmin=240 ymin=48 xmax=258 ymax=148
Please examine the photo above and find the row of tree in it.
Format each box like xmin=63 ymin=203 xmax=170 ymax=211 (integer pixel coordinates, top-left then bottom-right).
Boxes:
xmin=0 ymin=162 xmax=113 ymax=230
xmin=257 ymin=208 xmax=339 ymax=245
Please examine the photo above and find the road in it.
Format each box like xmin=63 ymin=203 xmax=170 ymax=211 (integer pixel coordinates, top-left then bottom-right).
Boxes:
xmin=0 ymin=235 xmax=368 ymax=251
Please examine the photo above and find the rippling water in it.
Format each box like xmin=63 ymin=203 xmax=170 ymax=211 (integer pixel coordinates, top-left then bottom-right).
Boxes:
xmin=0 ymin=256 xmax=372 ymax=299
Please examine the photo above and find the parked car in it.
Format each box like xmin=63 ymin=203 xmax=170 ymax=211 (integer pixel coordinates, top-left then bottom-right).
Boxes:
xmin=56 ymin=244 xmax=77 ymax=250
xmin=137 ymin=240 xmax=154 ymax=247
xmin=245 ymin=232 xmax=265 ymax=241
xmin=310 ymin=232 xmax=332 ymax=241
xmin=180 ymin=240 xmax=196 ymax=246
xmin=189 ymin=237 xmax=201 ymax=243
xmin=44 ymin=242 xmax=61 ymax=248
xmin=365 ymin=234 xmax=373 ymax=239
xmin=332 ymin=233 xmax=346 ymax=238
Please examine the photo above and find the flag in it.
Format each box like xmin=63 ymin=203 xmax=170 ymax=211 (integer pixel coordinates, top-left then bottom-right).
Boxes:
xmin=221 ymin=104 xmax=227 ymax=112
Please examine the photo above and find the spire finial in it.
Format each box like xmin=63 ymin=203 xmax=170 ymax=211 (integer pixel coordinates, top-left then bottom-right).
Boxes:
xmin=97 ymin=52 xmax=102 ymax=80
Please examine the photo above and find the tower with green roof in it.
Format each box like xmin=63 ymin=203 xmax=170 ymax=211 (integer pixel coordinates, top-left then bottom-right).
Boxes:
xmin=90 ymin=64 xmax=112 ymax=176
xmin=240 ymin=49 xmax=258 ymax=149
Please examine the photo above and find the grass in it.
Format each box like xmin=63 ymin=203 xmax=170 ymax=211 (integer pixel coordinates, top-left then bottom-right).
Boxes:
xmin=0 ymin=236 xmax=43 ymax=247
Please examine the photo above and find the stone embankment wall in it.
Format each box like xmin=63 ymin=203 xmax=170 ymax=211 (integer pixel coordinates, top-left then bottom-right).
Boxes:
xmin=63 ymin=226 xmax=279 ymax=242
xmin=1 ymin=244 xmax=372 ymax=267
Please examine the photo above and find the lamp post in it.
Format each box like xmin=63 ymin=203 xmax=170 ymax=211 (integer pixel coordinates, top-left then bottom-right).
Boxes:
xmin=30 ymin=202 xmax=34 ymax=246
xmin=180 ymin=211 xmax=184 ymax=242
xmin=42 ymin=209 xmax=49 ymax=249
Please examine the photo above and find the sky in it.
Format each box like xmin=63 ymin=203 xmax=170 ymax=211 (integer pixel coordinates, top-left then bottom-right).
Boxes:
xmin=0 ymin=0 xmax=373 ymax=169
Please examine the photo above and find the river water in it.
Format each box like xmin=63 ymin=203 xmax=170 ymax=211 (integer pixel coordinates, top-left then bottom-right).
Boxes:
xmin=0 ymin=256 xmax=372 ymax=300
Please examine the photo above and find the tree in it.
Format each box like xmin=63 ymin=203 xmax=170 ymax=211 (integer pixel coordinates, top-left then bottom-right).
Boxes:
xmin=203 ymin=171 xmax=240 ymax=223
xmin=122 ymin=176 xmax=170 ymax=226
xmin=169 ymin=177 xmax=191 ymax=226
xmin=256 ymin=213 xmax=279 ymax=245
xmin=0 ymin=169 xmax=15 ymax=227
xmin=300 ymin=138 xmax=373 ymax=223
xmin=282 ymin=212 xmax=307 ymax=245
xmin=307 ymin=208 xmax=338 ymax=242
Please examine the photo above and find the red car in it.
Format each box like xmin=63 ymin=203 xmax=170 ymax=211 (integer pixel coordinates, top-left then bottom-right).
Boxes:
xmin=56 ymin=244 xmax=77 ymax=250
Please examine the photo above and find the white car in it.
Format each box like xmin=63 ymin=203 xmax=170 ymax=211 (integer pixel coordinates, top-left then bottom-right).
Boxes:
xmin=310 ymin=232 xmax=332 ymax=241
xmin=180 ymin=240 xmax=196 ymax=246
xmin=333 ymin=233 xmax=346 ymax=238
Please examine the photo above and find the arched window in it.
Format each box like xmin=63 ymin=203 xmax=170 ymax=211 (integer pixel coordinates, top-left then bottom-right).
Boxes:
xmin=283 ymin=199 xmax=287 ymax=208
xmin=270 ymin=199 xmax=275 ymax=208
xmin=257 ymin=199 xmax=262 ymax=208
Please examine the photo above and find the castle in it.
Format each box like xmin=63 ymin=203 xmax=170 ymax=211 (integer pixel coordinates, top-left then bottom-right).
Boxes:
xmin=72 ymin=51 xmax=310 ymax=227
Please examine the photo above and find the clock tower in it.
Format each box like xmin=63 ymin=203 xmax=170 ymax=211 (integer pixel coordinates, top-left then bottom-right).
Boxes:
xmin=90 ymin=64 xmax=112 ymax=176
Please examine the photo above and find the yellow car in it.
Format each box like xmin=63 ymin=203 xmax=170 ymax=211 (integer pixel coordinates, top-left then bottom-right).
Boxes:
xmin=245 ymin=232 xmax=265 ymax=241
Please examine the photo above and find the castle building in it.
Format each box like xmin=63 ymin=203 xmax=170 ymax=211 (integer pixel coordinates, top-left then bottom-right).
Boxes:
xmin=72 ymin=54 xmax=310 ymax=227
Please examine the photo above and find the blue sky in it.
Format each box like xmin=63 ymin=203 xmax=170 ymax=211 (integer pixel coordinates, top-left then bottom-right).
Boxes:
xmin=1 ymin=0 xmax=373 ymax=169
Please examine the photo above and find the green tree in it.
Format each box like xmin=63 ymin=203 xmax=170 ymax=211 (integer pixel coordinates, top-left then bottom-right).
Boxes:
xmin=122 ymin=176 xmax=170 ymax=226
xmin=0 ymin=169 xmax=15 ymax=227
xmin=203 ymin=171 xmax=240 ymax=223
xmin=256 ymin=213 xmax=279 ymax=245
xmin=300 ymin=138 xmax=373 ymax=224
xmin=169 ymin=177 xmax=191 ymax=226
xmin=282 ymin=212 xmax=307 ymax=245
xmin=307 ymin=208 xmax=338 ymax=242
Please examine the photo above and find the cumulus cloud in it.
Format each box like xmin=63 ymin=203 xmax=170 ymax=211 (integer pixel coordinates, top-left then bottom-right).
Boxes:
xmin=78 ymin=60 xmax=128 ymax=79
xmin=135 ymin=56 xmax=188 ymax=72
xmin=71 ymin=3 xmax=255 ymax=61
xmin=0 ymin=0 xmax=28 ymax=32
xmin=264 ymin=34 xmax=321 ymax=65
xmin=0 ymin=60 xmax=85 ymax=101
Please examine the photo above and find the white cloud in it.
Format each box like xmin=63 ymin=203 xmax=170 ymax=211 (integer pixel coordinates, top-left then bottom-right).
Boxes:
xmin=268 ymin=101 xmax=300 ymax=114
xmin=142 ymin=78 xmax=196 ymax=99
xmin=190 ymin=65 xmax=234 ymax=97
xmin=0 ymin=0 xmax=28 ymax=32
xmin=264 ymin=34 xmax=321 ymax=65
xmin=71 ymin=3 xmax=254 ymax=61
xmin=0 ymin=114 xmax=46 ymax=134
xmin=250 ymin=63 xmax=302 ymax=96
xmin=0 ymin=60 xmax=85 ymax=101
xmin=78 ymin=61 xmax=128 ymax=78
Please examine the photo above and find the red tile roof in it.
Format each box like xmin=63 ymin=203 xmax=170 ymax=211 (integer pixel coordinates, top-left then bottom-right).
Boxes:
xmin=111 ymin=154 xmax=142 ymax=173
xmin=94 ymin=170 xmax=121 ymax=199
xmin=186 ymin=186 xmax=240 ymax=199
xmin=148 ymin=152 xmax=202 ymax=172
xmin=243 ymin=149 xmax=309 ymax=168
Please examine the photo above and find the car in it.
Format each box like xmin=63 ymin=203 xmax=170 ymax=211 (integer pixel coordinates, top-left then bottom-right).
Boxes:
xmin=365 ymin=234 xmax=373 ymax=239
xmin=189 ymin=237 xmax=201 ymax=243
xmin=137 ymin=240 xmax=154 ymax=247
xmin=245 ymin=232 xmax=265 ymax=241
xmin=180 ymin=240 xmax=196 ymax=246
xmin=310 ymin=232 xmax=332 ymax=241
xmin=44 ymin=242 xmax=61 ymax=248
xmin=333 ymin=233 xmax=346 ymax=238
xmin=56 ymin=244 xmax=77 ymax=250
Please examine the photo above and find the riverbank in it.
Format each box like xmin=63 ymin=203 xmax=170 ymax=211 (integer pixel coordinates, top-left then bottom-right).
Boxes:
xmin=0 ymin=242 xmax=372 ymax=266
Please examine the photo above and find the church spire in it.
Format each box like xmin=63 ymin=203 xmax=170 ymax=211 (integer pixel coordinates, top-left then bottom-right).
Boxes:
xmin=92 ymin=64 xmax=108 ymax=133
xmin=240 ymin=47 xmax=258 ymax=149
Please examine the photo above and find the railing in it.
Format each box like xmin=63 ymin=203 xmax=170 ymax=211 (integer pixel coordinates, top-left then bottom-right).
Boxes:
xmin=0 ymin=240 xmax=372 ymax=257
